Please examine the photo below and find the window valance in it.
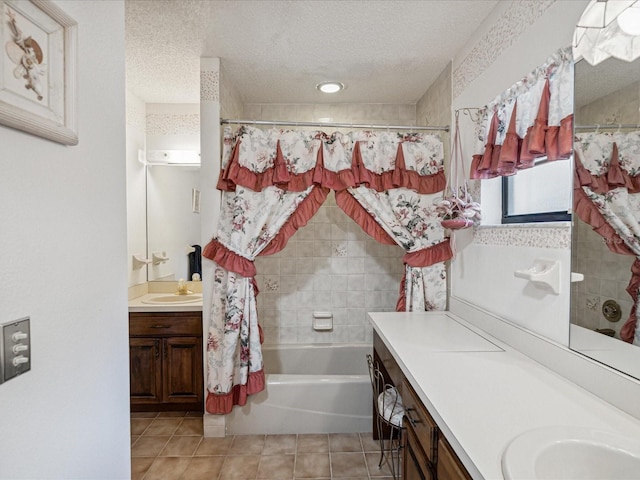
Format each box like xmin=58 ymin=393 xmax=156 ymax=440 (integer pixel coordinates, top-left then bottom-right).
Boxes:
xmin=218 ymin=126 xmax=446 ymax=194
xmin=470 ymin=47 xmax=574 ymax=179
xmin=575 ymin=131 xmax=640 ymax=193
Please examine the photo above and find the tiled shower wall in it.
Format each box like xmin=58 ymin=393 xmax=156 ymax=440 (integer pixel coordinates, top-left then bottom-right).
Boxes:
xmin=245 ymin=103 xmax=416 ymax=344
xmin=255 ymin=193 xmax=405 ymax=345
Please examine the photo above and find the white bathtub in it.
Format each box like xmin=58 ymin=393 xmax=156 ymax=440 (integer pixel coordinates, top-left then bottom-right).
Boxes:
xmin=225 ymin=344 xmax=373 ymax=435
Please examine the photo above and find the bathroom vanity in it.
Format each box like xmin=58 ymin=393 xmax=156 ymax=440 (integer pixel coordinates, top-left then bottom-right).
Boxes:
xmin=374 ymin=320 xmax=472 ymax=480
xmin=370 ymin=311 xmax=640 ymax=479
xmin=128 ymin=294 xmax=204 ymax=412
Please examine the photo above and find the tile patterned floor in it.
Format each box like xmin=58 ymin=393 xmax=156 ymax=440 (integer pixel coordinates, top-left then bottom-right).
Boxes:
xmin=131 ymin=412 xmax=396 ymax=480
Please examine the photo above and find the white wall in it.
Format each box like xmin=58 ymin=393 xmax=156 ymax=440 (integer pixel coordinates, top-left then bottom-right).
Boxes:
xmin=450 ymin=0 xmax=587 ymax=345
xmin=126 ymin=91 xmax=147 ymax=287
xmin=0 ymin=1 xmax=130 ymax=478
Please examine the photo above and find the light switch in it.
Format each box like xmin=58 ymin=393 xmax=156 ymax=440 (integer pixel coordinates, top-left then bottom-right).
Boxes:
xmin=1 ymin=317 xmax=31 ymax=384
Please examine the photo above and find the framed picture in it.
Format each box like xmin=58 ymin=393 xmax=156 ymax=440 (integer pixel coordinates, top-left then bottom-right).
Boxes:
xmin=1 ymin=0 xmax=77 ymax=145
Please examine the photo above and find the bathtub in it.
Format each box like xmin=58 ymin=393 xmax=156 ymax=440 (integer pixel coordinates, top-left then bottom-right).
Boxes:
xmin=225 ymin=344 xmax=373 ymax=435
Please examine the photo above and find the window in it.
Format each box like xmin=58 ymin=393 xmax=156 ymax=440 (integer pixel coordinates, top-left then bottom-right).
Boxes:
xmin=501 ymin=158 xmax=572 ymax=224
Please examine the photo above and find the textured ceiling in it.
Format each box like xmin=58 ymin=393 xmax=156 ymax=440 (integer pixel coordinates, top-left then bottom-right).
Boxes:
xmin=575 ymin=57 xmax=640 ymax=108
xmin=125 ymin=0 xmax=498 ymax=105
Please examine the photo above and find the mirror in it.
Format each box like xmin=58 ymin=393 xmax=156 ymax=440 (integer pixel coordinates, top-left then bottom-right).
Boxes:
xmin=571 ymin=56 xmax=640 ymax=380
xmin=146 ymin=163 xmax=201 ymax=281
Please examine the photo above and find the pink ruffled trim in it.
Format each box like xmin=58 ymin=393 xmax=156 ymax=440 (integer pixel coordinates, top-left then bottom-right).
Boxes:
xmin=205 ymin=369 xmax=266 ymax=415
xmin=573 ymin=174 xmax=634 ymax=257
xmin=402 ymin=240 xmax=453 ymax=267
xmin=260 ymin=186 xmax=330 ymax=256
xmin=575 ymin=145 xmax=640 ymax=194
xmin=621 ymin=259 xmax=640 ymax=344
xmin=353 ymin=142 xmax=446 ymax=194
xmin=203 ymin=239 xmax=256 ymax=277
xmin=574 ymin=155 xmax=640 ymax=344
xmin=396 ymin=240 xmax=454 ymax=312
xmin=470 ymin=80 xmax=572 ymax=180
xmin=334 ymin=190 xmax=396 ymax=245
xmin=218 ymin=138 xmax=445 ymax=194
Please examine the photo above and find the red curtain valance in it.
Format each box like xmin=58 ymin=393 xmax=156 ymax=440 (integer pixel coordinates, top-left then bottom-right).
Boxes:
xmin=575 ymin=145 xmax=640 ymax=194
xmin=470 ymin=47 xmax=574 ymax=180
xmin=218 ymin=129 xmax=446 ymax=194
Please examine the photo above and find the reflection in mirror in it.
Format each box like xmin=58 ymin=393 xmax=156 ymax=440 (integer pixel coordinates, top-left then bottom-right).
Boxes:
xmin=146 ymin=164 xmax=201 ymax=281
xmin=571 ymin=56 xmax=640 ymax=380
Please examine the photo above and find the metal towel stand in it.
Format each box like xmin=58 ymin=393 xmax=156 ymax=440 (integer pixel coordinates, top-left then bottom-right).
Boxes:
xmin=367 ymin=354 xmax=404 ymax=479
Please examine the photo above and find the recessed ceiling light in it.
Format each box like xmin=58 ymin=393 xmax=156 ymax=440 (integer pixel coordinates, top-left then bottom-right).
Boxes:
xmin=317 ymin=82 xmax=344 ymax=94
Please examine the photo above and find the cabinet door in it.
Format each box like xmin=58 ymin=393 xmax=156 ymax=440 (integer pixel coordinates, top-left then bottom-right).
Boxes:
xmin=129 ymin=338 xmax=162 ymax=404
xmin=437 ymin=436 xmax=473 ymax=480
xmin=163 ymin=337 xmax=203 ymax=403
xmin=404 ymin=422 xmax=435 ymax=480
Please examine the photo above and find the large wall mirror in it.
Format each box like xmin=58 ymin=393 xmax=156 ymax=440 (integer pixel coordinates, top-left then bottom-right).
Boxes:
xmin=571 ymin=56 xmax=640 ymax=380
xmin=146 ymin=163 xmax=201 ymax=281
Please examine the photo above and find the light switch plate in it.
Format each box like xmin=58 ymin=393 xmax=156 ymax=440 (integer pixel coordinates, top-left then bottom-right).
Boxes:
xmin=1 ymin=317 xmax=31 ymax=384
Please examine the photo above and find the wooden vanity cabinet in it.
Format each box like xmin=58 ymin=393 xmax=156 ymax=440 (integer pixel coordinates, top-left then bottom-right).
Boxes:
xmin=404 ymin=419 xmax=435 ymax=480
xmin=129 ymin=312 xmax=204 ymax=412
xmin=372 ymin=331 xmax=472 ymax=480
xmin=437 ymin=434 xmax=473 ymax=480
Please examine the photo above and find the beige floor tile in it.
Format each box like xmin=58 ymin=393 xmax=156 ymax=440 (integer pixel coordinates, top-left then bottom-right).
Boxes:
xmin=365 ymin=451 xmax=395 ymax=478
xmin=294 ymin=453 xmax=331 ymax=478
xmin=131 ymin=418 xmax=153 ymax=435
xmin=131 ymin=435 xmax=140 ymax=446
xmin=179 ymin=456 xmax=225 ymax=480
xmin=358 ymin=432 xmax=380 ymax=453
xmin=175 ymin=417 xmax=204 ymax=436
xmin=331 ymin=452 xmax=369 ymax=478
xmin=130 ymin=435 xmax=171 ymax=457
xmin=229 ymin=434 xmax=266 ymax=455
xmin=219 ymin=455 xmax=261 ymax=479
xmin=145 ymin=418 xmax=183 ymax=435
xmin=329 ymin=433 xmax=363 ymax=452
xmin=131 ymin=457 xmax=154 ymax=480
xmin=186 ymin=411 xmax=204 ymax=417
xmin=158 ymin=411 xmax=188 ymax=417
xmin=160 ymin=436 xmax=202 ymax=456
xmin=131 ymin=411 xmax=158 ymax=419
xmin=263 ymin=434 xmax=297 ymax=455
xmin=143 ymin=456 xmax=191 ymax=480
xmin=257 ymin=454 xmax=295 ymax=479
xmin=195 ymin=436 xmax=234 ymax=456
xmin=297 ymin=434 xmax=329 ymax=453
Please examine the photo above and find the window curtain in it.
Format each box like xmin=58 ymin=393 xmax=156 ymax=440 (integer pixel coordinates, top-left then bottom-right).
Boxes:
xmin=574 ymin=131 xmax=640 ymax=346
xmin=470 ymin=47 xmax=574 ymax=179
xmin=203 ymin=126 xmax=451 ymax=413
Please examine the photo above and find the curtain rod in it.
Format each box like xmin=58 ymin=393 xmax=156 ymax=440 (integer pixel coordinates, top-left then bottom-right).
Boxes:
xmin=221 ymin=118 xmax=449 ymax=132
xmin=575 ymin=123 xmax=640 ymax=130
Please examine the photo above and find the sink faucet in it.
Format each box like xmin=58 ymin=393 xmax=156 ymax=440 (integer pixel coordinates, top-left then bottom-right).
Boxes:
xmin=176 ymin=279 xmax=189 ymax=295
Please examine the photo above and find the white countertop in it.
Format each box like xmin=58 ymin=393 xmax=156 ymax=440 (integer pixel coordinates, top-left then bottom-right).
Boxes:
xmin=369 ymin=311 xmax=640 ymax=480
xmin=128 ymin=293 xmax=203 ymax=313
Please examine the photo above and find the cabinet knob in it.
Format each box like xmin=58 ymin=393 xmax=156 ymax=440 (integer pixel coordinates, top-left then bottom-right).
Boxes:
xmin=151 ymin=324 xmax=170 ymax=329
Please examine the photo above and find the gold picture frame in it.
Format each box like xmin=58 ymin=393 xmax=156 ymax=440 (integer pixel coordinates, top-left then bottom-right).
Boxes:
xmin=1 ymin=0 xmax=77 ymax=145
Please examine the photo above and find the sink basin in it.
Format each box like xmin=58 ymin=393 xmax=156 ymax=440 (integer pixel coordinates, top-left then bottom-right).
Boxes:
xmin=141 ymin=294 xmax=202 ymax=304
xmin=502 ymin=426 xmax=640 ymax=480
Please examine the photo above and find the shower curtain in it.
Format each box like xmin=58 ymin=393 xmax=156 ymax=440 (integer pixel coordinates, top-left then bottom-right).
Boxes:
xmin=203 ymin=125 xmax=452 ymax=414
xmin=574 ymin=131 xmax=640 ymax=346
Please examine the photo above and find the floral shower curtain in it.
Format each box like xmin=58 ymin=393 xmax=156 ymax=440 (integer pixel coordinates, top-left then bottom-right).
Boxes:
xmin=203 ymin=126 xmax=451 ymax=413
xmin=574 ymin=131 xmax=640 ymax=346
